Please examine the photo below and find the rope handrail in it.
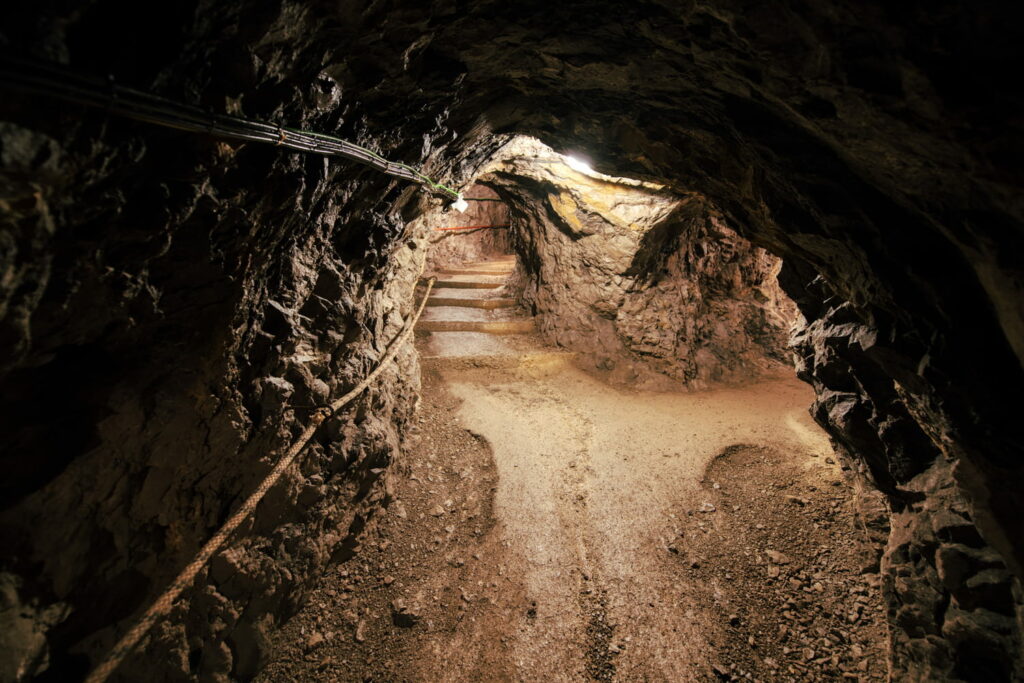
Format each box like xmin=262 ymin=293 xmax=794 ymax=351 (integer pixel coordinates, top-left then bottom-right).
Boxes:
xmin=83 ymin=278 xmax=436 ymax=683
xmin=0 ymin=55 xmax=459 ymax=199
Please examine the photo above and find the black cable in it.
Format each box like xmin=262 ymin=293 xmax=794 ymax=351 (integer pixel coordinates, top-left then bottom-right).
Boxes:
xmin=0 ymin=55 xmax=456 ymax=197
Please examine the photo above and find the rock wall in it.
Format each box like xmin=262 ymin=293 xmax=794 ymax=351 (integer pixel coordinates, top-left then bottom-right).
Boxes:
xmin=612 ymin=210 xmax=796 ymax=389
xmin=479 ymin=139 xmax=796 ymax=390
xmin=0 ymin=2 xmax=463 ymax=680
xmin=793 ymin=300 xmax=1024 ymax=680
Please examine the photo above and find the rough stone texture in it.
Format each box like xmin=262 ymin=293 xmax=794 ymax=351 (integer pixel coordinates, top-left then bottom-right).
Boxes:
xmin=480 ymin=138 xmax=796 ymax=389
xmin=0 ymin=2 xmax=453 ymax=680
xmin=611 ymin=210 xmax=796 ymax=389
xmin=879 ymin=461 xmax=1022 ymax=681
xmin=794 ymin=310 xmax=1024 ymax=680
xmin=1 ymin=0 xmax=1023 ymax=680
xmin=419 ymin=184 xmax=512 ymax=273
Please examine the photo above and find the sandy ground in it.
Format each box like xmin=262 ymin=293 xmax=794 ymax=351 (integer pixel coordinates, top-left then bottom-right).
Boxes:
xmin=441 ymin=363 xmax=833 ymax=682
xmin=258 ymin=355 xmax=886 ymax=682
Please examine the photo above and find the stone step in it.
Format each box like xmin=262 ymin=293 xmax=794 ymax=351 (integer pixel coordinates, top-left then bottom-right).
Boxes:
xmin=436 ymin=272 xmax=508 ymax=282
xmin=422 ymin=306 xmax=517 ymax=322
xmin=417 ymin=331 xmax=562 ymax=360
xmin=422 ymin=287 xmax=505 ymax=300
xmin=467 ymin=257 xmax=515 ymax=264
xmin=438 ymin=268 xmax=514 ymax=276
xmin=416 ymin=320 xmax=536 ymax=334
xmin=417 ymin=331 xmax=523 ymax=358
xmin=430 ymin=280 xmax=504 ymax=289
xmin=422 ymin=351 xmax=576 ymax=370
xmin=427 ymin=297 xmax=515 ymax=309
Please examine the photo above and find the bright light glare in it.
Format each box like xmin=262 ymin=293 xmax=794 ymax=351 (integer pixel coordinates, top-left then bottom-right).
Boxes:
xmin=566 ymin=155 xmax=593 ymax=174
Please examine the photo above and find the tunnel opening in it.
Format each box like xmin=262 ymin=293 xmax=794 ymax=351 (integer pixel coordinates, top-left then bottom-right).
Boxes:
xmin=416 ymin=136 xmax=804 ymax=393
xmin=314 ymin=136 xmax=893 ymax=681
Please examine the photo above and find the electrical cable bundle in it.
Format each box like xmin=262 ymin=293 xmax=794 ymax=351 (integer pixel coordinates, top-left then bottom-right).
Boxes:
xmin=0 ymin=54 xmax=461 ymax=200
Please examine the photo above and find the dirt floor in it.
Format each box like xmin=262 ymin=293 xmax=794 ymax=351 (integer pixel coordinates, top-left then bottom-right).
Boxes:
xmin=257 ymin=354 xmax=887 ymax=682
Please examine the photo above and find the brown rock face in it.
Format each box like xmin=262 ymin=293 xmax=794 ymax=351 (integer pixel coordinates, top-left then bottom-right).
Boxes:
xmin=1 ymin=3 xmax=444 ymax=680
xmin=420 ymin=184 xmax=512 ymax=272
xmin=1 ymin=0 xmax=1022 ymax=681
xmin=480 ymin=139 xmax=796 ymax=388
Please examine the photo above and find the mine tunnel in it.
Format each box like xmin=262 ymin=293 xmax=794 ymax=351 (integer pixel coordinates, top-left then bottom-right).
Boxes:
xmin=1 ymin=2 xmax=1022 ymax=682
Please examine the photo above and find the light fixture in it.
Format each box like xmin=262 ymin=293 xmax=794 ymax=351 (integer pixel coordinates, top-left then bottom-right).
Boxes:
xmin=451 ymin=194 xmax=469 ymax=213
xmin=566 ymin=155 xmax=594 ymax=174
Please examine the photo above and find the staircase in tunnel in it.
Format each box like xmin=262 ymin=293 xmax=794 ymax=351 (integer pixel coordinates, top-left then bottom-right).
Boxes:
xmin=416 ymin=257 xmax=572 ymax=365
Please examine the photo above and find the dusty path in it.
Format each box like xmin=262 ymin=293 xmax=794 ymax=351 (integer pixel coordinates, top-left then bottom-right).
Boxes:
xmin=259 ymin=260 xmax=886 ymax=682
xmin=434 ymin=362 xmax=832 ymax=681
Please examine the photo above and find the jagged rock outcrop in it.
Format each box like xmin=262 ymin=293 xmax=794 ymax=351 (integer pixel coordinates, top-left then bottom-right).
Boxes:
xmin=1 ymin=0 xmax=1022 ymax=680
xmin=792 ymin=299 xmax=1024 ymax=680
xmin=478 ymin=138 xmax=795 ymax=389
